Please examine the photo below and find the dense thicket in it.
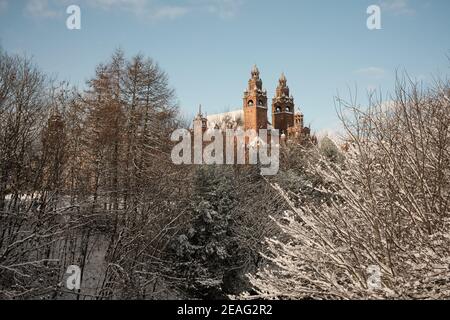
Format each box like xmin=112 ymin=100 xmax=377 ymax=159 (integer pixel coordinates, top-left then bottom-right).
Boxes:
xmin=249 ymin=77 xmax=450 ymax=299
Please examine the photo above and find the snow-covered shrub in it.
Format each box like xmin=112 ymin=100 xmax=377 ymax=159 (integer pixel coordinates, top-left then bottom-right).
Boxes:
xmin=249 ymin=76 xmax=450 ymax=299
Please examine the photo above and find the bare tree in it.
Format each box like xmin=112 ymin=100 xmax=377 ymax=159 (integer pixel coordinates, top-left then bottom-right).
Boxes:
xmin=249 ymin=75 xmax=450 ymax=299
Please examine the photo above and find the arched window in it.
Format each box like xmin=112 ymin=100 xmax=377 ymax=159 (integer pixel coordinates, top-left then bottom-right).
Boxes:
xmin=276 ymin=107 xmax=281 ymax=113
xmin=258 ymin=100 xmax=264 ymax=106
xmin=248 ymin=100 xmax=254 ymax=107
xmin=285 ymin=106 xmax=290 ymax=112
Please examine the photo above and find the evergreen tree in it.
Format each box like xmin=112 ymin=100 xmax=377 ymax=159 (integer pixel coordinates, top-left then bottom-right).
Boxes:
xmin=174 ymin=166 xmax=237 ymax=299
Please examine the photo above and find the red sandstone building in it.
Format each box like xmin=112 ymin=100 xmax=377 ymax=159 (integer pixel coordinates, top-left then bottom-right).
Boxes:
xmin=194 ymin=65 xmax=311 ymax=142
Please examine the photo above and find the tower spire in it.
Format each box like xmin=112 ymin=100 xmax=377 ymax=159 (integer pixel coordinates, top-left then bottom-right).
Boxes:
xmin=272 ymin=71 xmax=294 ymax=134
xmin=195 ymin=104 xmax=204 ymax=121
xmin=244 ymin=65 xmax=267 ymax=131
xmin=193 ymin=104 xmax=207 ymax=132
xmin=251 ymin=64 xmax=260 ymax=77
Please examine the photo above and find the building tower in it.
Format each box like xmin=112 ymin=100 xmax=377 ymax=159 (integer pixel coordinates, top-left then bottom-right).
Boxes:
xmin=294 ymin=112 xmax=304 ymax=130
xmin=193 ymin=104 xmax=207 ymax=133
xmin=272 ymin=73 xmax=294 ymax=134
xmin=288 ymin=111 xmax=305 ymax=138
xmin=243 ymin=65 xmax=268 ymax=131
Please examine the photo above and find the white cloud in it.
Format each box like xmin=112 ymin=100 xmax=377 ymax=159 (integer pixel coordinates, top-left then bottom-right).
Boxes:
xmin=151 ymin=5 xmax=190 ymax=20
xmin=25 ymin=0 xmax=61 ymax=18
xmin=87 ymin=0 xmax=242 ymax=20
xmin=380 ymin=0 xmax=416 ymax=16
xmin=87 ymin=0 xmax=190 ymax=20
xmin=202 ymin=0 xmax=242 ymax=18
xmin=355 ymin=67 xmax=386 ymax=79
xmin=21 ymin=0 xmax=243 ymax=21
xmin=88 ymin=0 xmax=146 ymax=12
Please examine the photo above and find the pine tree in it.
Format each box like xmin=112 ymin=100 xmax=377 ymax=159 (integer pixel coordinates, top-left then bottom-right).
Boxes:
xmin=173 ymin=166 xmax=238 ymax=299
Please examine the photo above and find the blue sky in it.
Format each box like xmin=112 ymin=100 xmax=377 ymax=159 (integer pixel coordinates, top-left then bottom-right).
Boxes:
xmin=0 ymin=0 xmax=449 ymax=133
